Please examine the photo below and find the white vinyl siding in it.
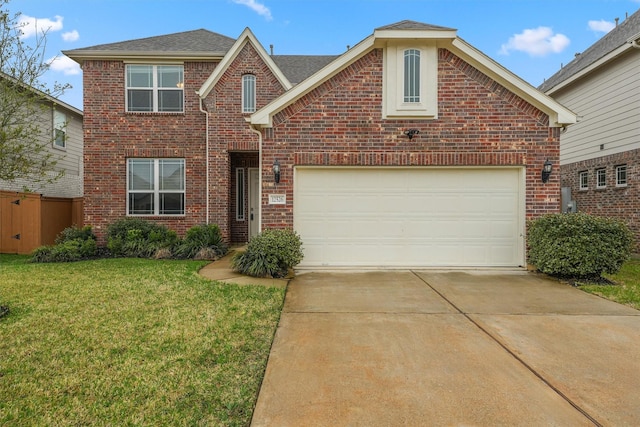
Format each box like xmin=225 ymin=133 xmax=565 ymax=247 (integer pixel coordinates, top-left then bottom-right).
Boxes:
xmin=554 ymin=52 xmax=640 ymax=165
xmin=294 ymin=167 xmax=524 ymax=268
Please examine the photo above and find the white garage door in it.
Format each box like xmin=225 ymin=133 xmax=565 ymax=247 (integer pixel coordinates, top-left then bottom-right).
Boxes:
xmin=294 ymin=167 xmax=524 ymax=268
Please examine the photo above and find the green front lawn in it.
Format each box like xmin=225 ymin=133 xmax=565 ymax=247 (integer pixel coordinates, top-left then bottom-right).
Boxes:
xmin=578 ymin=258 xmax=640 ymax=310
xmin=0 ymin=255 xmax=285 ymax=426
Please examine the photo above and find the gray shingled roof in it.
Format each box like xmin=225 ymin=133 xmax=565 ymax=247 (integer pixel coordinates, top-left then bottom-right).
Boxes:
xmin=376 ymin=20 xmax=456 ymax=32
xmin=272 ymin=55 xmax=340 ymax=84
xmin=539 ymin=8 xmax=640 ymax=92
xmin=65 ymin=29 xmax=235 ymax=56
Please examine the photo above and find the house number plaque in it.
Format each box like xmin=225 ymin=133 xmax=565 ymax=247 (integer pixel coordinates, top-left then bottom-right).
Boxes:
xmin=268 ymin=194 xmax=286 ymax=205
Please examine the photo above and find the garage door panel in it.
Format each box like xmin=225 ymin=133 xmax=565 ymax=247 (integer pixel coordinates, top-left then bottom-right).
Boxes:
xmin=294 ymin=168 xmax=523 ymax=267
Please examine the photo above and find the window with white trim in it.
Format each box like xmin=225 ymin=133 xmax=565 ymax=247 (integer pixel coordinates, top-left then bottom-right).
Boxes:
xmin=596 ymin=168 xmax=606 ymax=189
xmin=383 ymin=43 xmax=437 ymax=118
xmin=53 ymin=110 xmax=66 ymax=149
xmin=126 ymin=65 xmax=184 ymax=112
xmin=616 ymin=165 xmax=627 ymax=187
xmin=404 ymin=49 xmax=421 ymax=103
xmin=236 ymin=168 xmax=245 ymax=220
xmin=127 ymin=158 xmax=185 ymax=215
xmin=579 ymin=171 xmax=588 ymax=190
xmin=242 ymin=74 xmax=256 ymax=113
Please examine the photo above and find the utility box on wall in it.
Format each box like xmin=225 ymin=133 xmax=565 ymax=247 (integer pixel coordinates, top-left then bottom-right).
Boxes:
xmin=561 ymin=187 xmax=577 ymax=213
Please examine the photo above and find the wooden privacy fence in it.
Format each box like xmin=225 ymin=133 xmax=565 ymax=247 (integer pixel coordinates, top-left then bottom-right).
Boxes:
xmin=0 ymin=191 xmax=83 ymax=254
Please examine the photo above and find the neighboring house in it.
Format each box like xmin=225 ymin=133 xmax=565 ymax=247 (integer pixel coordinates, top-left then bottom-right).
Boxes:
xmin=0 ymin=75 xmax=83 ymax=253
xmin=540 ymin=9 xmax=640 ymax=248
xmin=64 ymin=20 xmax=576 ymax=268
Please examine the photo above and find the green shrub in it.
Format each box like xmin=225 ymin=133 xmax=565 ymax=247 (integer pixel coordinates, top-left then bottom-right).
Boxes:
xmin=55 ymin=225 xmax=96 ymax=244
xmin=31 ymin=238 xmax=98 ymax=263
xmin=106 ymin=218 xmax=177 ymax=258
xmin=174 ymin=224 xmax=227 ymax=260
xmin=31 ymin=225 xmax=98 ymax=263
xmin=232 ymin=229 xmax=303 ymax=278
xmin=528 ymin=213 xmax=633 ymax=279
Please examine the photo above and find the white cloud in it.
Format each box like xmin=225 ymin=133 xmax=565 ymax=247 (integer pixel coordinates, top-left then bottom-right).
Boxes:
xmin=62 ymin=30 xmax=79 ymax=42
xmin=47 ymin=55 xmax=81 ymax=76
xmin=588 ymin=19 xmax=615 ymax=33
xmin=500 ymin=26 xmax=570 ymax=57
xmin=17 ymin=14 xmax=64 ymax=39
xmin=232 ymin=0 xmax=273 ymax=21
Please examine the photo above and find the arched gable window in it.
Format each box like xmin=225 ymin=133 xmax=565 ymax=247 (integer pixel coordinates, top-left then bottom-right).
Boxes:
xmin=403 ymin=49 xmax=420 ymax=103
xmin=242 ymin=74 xmax=256 ymax=113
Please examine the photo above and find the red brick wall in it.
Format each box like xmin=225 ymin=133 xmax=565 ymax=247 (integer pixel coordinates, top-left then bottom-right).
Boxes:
xmin=260 ymin=48 xmax=560 ymax=230
xmin=82 ymin=60 xmax=217 ymax=243
xmin=561 ymin=149 xmax=640 ymax=250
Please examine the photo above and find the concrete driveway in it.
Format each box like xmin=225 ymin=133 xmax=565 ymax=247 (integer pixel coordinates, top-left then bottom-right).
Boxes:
xmin=251 ymin=270 xmax=640 ymax=426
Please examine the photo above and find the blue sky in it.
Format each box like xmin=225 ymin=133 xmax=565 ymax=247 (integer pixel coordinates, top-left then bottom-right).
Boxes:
xmin=8 ymin=0 xmax=640 ymax=109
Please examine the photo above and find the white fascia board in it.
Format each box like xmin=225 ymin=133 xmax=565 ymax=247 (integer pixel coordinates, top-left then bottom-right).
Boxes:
xmin=251 ymin=35 xmax=376 ymax=127
xmin=197 ymin=27 xmax=292 ymax=99
xmin=451 ymin=38 xmax=577 ymax=127
xmin=544 ymin=43 xmax=634 ymax=95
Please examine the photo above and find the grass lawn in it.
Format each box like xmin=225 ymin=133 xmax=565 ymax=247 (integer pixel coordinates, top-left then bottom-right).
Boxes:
xmin=576 ymin=258 xmax=640 ymax=310
xmin=0 ymin=255 xmax=286 ymax=426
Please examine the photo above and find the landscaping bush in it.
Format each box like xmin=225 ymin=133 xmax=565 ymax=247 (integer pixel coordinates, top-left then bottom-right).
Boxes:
xmin=31 ymin=225 xmax=98 ymax=263
xmin=106 ymin=218 xmax=177 ymax=258
xmin=173 ymin=224 xmax=227 ymax=260
xmin=528 ymin=213 xmax=633 ymax=279
xmin=232 ymin=229 xmax=303 ymax=278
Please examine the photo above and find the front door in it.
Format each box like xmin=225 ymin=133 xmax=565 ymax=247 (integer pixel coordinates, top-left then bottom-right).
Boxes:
xmin=248 ymin=168 xmax=260 ymax=239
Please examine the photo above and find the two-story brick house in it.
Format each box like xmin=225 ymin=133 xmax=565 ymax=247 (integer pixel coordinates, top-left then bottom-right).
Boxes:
xmin=65 ymin=20 xmax=576 ymax=268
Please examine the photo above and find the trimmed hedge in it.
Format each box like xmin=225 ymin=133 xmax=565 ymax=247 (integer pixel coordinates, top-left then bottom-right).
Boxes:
xmin=528 ymin=213 xmax=633 ymax=278
xmin=232 ymin=229 xmax=303 ymax=278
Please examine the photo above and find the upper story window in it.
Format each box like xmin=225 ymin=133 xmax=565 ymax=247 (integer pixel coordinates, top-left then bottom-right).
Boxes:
xmin=383 ymin=43 xmax=437 ymax=119
xmin=404 ymin=49 xmax=420 ymax=103
xmin=53 ymin=110 xmax=67 ymax=149
xmin=579 ymin=171 xmax=588 ymax=190
xmin=242 ymin=74 xmax=256 ymax=113
xmin=616 ymin=165 xmax=627 ymax=187
xmin=126 ymin=65 xmax=184 ymax=113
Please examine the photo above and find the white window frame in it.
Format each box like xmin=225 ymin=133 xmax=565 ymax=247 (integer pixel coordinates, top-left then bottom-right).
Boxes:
xmin=383 ymin=42 xmax=438 ymax=119
xmin=53 ymin=109 xmax=67 ymax=149
xmin=616 ymin=165 xmax=627 ymax=187
xmin=126 ymin=158 xmax=186 ymax=216
xmin=579 ymin=171 xmax=588 ymax=190
xmin=242 ymin=74 xmax=256 ymax=113
xmin=125 ymin=64 xmax=184 ymax=113
xmin=596 ymin=168 xmax=606 ymax=189
xmin=236 ymin=168 xmax=245 ymax=221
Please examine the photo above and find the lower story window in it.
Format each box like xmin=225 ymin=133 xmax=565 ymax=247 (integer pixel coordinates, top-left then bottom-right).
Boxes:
xmin=596 ymin=168 xmax=606 ymax=189
xmin=127 ymin=158 xmax=185 ymax=215
xmin=579 ymin=170 xmax=588 ymax=190
xmin=616 ymin=165 xmax=627 ymax=187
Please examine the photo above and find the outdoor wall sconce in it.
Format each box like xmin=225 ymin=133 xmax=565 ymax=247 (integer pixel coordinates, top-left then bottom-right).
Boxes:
xmin=405 ymin=129 xmax=420 ymax=140
xmin=273 ymin=159 xmax=281 ymax=184
xmin=541 ymin=159 xmax=553 ymax=183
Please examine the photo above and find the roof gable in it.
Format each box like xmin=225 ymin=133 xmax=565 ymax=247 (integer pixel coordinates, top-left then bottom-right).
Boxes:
xmin=251 ymin=20 xmax=576 ymax=128
xmin=540 ymin=8 xmax=640 ymax=93
xmin=197 ymin=28 xmax=292 ymax=99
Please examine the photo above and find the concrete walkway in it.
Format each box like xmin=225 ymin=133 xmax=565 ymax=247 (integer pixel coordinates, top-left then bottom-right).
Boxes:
xmin=251 ymin=270 xmax=640 ymax=426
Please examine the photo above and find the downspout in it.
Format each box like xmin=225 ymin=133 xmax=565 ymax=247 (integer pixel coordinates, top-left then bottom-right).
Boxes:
xmin=198 ymin=96 xmax=210 ymax=224
xmin=248 ymin=123 xmax=263 ymax=235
